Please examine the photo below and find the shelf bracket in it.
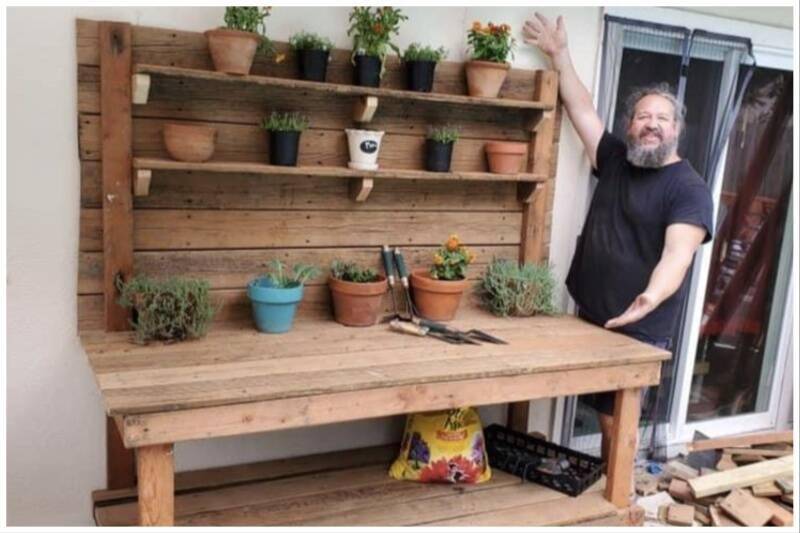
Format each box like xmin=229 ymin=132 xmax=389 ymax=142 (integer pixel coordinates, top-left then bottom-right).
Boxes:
xmin=132 ymin=73 xmax=151 ymax=104
xmin=133 ymin=169 xmax=153 ymax=197
xmin=353 ymin=96 xmax=379 ymax=123
xmin=517 ymin=182 xmax=539 ymax=204
xmin=349 ymin=177 xmax=374 ymax=202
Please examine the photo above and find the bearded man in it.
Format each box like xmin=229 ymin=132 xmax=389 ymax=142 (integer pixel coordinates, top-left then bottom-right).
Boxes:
xmin=523 ymin=13 xmax=714 ymax=462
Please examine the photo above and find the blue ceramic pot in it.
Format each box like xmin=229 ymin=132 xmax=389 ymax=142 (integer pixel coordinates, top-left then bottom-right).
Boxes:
xmin=247 ymin=277 xmax=304 ymax=333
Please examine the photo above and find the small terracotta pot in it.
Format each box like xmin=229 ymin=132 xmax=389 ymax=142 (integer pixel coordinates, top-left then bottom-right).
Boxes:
xmin=465 ymin=60 xmax=510 ymax=98
xmin=410 ymin=269 xmax=469 ymax=322
xmin=163 ymin=123 xmax=217 ymax=162
xmin=205 ymin=28 xmax=261 ymax=75
xmin=485 ymin=141 xmax=528 ymax=174
xmin=329 ymin=275 xmax=388 ymax=327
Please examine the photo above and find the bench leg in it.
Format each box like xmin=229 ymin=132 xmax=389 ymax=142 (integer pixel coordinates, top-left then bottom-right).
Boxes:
xmin=137 ymin=443 xmax=174 ymax=526
xmin=604 ymin=387 xmax=640 ymax=508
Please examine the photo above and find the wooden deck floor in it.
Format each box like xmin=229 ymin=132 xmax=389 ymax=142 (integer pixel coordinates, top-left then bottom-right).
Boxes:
xmin=93 ymin=444 xmax=631 ymax=527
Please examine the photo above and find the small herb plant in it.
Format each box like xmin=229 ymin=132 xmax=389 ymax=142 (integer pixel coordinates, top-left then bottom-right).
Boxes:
xmin=116 ymin=275 xmax=216 ymax=344
xmin=330 ymin=260 xmax=380 ymax=283
xmin=289 ymin=31 xmax=334 ymax=52
xmin=264 ymin=259 xmax=320 ymax=288
xmin=347 ymin=6 xmax=407 ymax=69
xmin=261 ymin=111 xmax=309 ymax=132
xmin=431 ymin=234 xmax=475 ymax=281
xmin=427 ymin=125 xmax=460 ymax=144
xmin=402 ymin=43 xmax=448 ymax=63
xmin=224 ymin=6 xmax=274 ymax=55
xmin=467 ymin=21 xmax=516 ymax=63
xmin=476 ymin=258 xmax=557 ymax=317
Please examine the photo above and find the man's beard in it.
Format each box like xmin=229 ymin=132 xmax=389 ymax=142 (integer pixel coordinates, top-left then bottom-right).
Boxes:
xmin=625 ymin=129 xmax=678 ymax=168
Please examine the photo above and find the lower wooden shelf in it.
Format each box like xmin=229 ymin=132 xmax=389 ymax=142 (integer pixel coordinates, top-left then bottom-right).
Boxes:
xmin=92 ymin=444 xmax=629 ymax=527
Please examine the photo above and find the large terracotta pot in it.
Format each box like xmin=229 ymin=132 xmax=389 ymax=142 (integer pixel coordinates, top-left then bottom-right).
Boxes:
xmin=205 ymin=28 xmax=261 ymax=75
xmin=465 ymin=60 xmax=510 ymax=98
xmin=485 ymin=141 xmax=528 ymax=174
xmin=329 ymin=275 xmax=388 ymax=327
xmin=410 ymin=269 xmax=469 ymax=322
xmin=163 ymin=123 xmax=217 ymax=162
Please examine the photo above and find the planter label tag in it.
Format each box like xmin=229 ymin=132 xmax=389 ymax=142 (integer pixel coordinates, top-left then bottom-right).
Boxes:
xmin=360 ymin=140 xmax=378 ymax=154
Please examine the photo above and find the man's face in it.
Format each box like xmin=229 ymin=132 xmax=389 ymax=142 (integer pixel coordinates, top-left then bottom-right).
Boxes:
xmin=625 ymin=94 xmax=680 ymax=168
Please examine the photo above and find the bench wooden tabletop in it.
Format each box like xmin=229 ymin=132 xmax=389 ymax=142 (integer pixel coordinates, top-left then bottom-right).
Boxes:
xmin=82 ymin=310 xmax=670 ymax=416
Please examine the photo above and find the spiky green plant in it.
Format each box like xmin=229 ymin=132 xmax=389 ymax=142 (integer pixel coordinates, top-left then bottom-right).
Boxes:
xmin=289 ymin=31 xmax=334 ymax=52
xmin=261 ymin=111 xmax=310 ymax=132
xmin=116 ymin=275 xmax=216 ymax=344
xmin=427 ymin=125 xmax=460 ymax=144
xmin=330 ymin=260 xmax=380 ymax=283
xmin=476 ymin=258 xmax=557 ymax=317
xmin=402 ymin=43 xmax=448 ymax=62
xmin=223 ymin=6 xmax=274 ymax=55
xmin=263 ymin=259 xmax=320 ymax=288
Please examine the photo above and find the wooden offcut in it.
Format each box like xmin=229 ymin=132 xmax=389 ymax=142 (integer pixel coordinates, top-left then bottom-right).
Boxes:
xmin=719 ymin=488 xmax=773 ymax=527
xmin=666 ymin=504 xmax=695 ymax=526
xmin=688 ymin=455 xmax=794 ymax=498
xmin=687 ymin=430 xmax=793 ymax=452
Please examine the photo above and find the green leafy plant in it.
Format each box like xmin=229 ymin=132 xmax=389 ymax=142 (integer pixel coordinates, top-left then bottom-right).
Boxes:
xmin=427 ymin=125 xmax=460 ymax=144
xmin=264 ymin=259 xmax=320 ymax=288
xmin=347 ymin=6 xmax=407 ymax=72
xmin=402 ymin=43 xmax=448 ymax=63
xmin=476 ymin=258 xmax=557 ymax=317
xmin=116 ymin=275 xmax=216 ymax=344
xmin=431 ymin=234 xmax=475 ymax=281
xmin=261 ymin=111 xmax=310 ymax=132
xmin=330 ymin=260 xmax=380 ymax=283
xmin=289 ymin=31 xmax=334 ymax=52
xmin=223 ymin=6 xmax=274 ymax=55
xmin=467 ymin=21 xmax=516 ymax=63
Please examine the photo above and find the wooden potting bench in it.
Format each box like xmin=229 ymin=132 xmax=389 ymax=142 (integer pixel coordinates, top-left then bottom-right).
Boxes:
xmin=77 ymin=19 xmax=670 ymax=526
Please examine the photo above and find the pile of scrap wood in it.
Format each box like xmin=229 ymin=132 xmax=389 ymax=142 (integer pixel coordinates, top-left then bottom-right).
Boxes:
xmin=637 ymin=430 xmax=794 ymax=527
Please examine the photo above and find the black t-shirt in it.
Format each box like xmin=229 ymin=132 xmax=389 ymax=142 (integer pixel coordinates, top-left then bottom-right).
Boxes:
xmin=566 ymin=131 xmax=714 ymax=341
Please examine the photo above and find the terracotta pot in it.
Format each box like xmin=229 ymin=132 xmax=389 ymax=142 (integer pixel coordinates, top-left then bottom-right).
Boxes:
xmin=485 ymin=141 xmax=528 ymax=174
xmin=163 ymin=123 xmax=217 ymax=162
xmin=205 ymin=28 xmax=261 ymax=75
xmin=329 ymin=275 xmax=388 ymax=327
xmin=465 ymin=60 xmax=510 ymax=98
xmin=410 ymin=269 xmax=469 ymax=322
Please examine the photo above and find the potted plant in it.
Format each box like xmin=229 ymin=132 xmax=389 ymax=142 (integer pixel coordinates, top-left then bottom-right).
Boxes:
xmin=485 ymin=140 xmax=528 ymax=174
xmin=163 ymin=123 xmax=217 ymax=162
xmin=410 ymin=234 xmax=475 ymax=321
xmin=347 ymin=6 xmax=407 ymax=87
xmin=206 ymin=6 xmax=274 ymax=75
xmin=261 ymin=112 xmax=309 ymax=166
xmin=247 ymin=259 xmax=319 ymax=334
xmin=345 ymin=128 xmax=385 ymax=170
xmin=328 ymin=260 xmax=388 ymax=327
xmin=402 ymin=43 xmax=447 ymax=92
xmin=289 ymin=31 xmax=334 ymax=82
xmin=425 ymin=126 xmax=459 ymax=172
xmin=476 ymin=258 xmax=557 ymax=317
xmin=116 ymin=275 xmax=216 ymax=344
xmin=465 ymin=21 xmax=516 ymax=98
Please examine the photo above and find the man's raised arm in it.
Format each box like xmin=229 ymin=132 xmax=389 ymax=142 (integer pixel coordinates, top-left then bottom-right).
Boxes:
xmin=523 ymin=13 xmax=604 ymax=169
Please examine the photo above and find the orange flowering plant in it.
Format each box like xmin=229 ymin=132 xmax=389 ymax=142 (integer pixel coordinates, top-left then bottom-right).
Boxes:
xmin=467 ymin=21 xmax=516 ymax=63
xmin=347 ymin=6 xmax=407 ymax=72
xmin=431 ymin=234 xmax=475 ymax=281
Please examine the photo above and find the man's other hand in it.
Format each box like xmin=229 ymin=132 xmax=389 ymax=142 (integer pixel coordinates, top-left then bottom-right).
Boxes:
xmin=604 ymin=292 xmax=658 ymax=329
xmin=523 ymin=12 xmax=567 ymax=59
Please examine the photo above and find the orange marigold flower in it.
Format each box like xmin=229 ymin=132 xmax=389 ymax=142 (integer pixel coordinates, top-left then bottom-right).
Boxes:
xmin=501 ymin=23 xmax=510 ymax=31
xmin=472 ymin=21 xmax=481 ymax=31
xmin=445 ymin=235 xmax=460 ymax=252
xmin=433 ymin=254 xmax=444 ymax=266
xmin=373 ymin=22 xmax=383 ymax=33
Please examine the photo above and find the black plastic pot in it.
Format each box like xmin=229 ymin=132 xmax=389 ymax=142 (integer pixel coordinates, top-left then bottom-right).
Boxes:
xmin=406 ymin=60 xmax=437 ymax=92
xmin=296 ymin=49 xmax=329 ymax=82
xmin=425 ymin=139 xmax=454 ymax=172
xmin=269 ymin=130 xmax=301 ymax=166
xmin=353 ymin=54 xmax=382 ymax=87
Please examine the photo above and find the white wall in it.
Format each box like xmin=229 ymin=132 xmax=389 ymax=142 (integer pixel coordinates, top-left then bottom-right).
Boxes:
xmin=5 ymin=6 xmax=601 ymax=526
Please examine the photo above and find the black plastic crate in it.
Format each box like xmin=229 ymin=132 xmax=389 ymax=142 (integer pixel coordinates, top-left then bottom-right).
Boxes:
xmin=484 ymin=423 xmax=604 ymax=497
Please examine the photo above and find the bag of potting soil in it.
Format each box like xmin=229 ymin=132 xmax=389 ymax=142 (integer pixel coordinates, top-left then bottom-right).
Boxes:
xmin=389 ymin=407 xmax=491 ymax=484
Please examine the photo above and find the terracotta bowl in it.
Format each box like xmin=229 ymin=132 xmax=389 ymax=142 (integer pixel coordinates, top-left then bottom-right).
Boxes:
xmin=163 ymin=123 xmax=217 ymax=162
xmin=329 ymin=275 xmax=388 ymax=327
xmin=465 ymin=60 xmax=510 ymax=98
xmin=205 ymin=28 xmax=260 ymax=75
xmin=485 ymin=141 xmax=528 ymax=174
xmin=410 ymin=269 xmax=469 ymax=322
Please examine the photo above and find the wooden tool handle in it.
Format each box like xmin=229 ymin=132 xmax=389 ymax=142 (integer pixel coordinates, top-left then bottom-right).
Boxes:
xmin=389 ymin=319 xmax=427 ymax=337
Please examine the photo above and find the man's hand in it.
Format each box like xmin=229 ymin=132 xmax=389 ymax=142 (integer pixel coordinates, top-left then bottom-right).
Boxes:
xmin=523 ymin=13 xmax=567 ymax=59
xmin=604 ymin=292 xmax=658 ymax=329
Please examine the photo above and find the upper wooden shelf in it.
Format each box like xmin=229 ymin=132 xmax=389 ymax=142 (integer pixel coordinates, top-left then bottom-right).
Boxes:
xmin=133 ymin=63 xmax=555 ymax=112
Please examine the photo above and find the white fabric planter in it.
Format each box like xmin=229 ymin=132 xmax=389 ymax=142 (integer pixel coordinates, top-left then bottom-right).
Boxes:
xmin=345 ymin=129 xmax=385 ymax=171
